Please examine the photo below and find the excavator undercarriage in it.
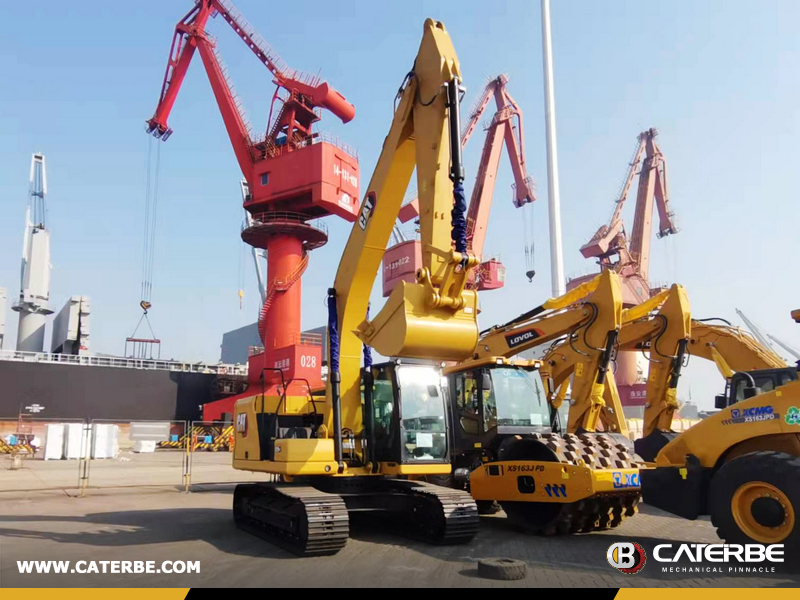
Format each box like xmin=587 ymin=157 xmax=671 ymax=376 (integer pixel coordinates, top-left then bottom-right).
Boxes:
xmin=233 ymin=477 xmax=479 ymax=557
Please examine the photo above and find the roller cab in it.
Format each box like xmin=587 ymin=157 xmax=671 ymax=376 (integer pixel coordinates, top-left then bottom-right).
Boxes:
xmin=441 ymin=358 xmax=641 ymax=533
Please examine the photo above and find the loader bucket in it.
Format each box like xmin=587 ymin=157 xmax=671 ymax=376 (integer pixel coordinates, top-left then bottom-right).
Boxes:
xmin=357 ymin=280 xmax=479 ymax=361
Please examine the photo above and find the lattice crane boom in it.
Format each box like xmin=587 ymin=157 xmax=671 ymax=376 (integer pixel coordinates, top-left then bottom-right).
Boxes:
xmin=146 ymin=0 xmax=355 ymax=159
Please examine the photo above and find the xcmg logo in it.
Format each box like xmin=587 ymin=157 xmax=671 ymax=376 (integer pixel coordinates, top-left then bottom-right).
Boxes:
xmin=723 ymin=405 xmax=780 ymax=425
xmin=607 ymin=542 xmax=647 ymax=574
xmin=731 ymin=406 xmax=774 ymax=419
xmin=613 ymin=472 xmax=641 ymax=489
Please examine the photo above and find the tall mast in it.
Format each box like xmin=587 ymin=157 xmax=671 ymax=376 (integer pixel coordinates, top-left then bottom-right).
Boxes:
xmin=541 ymin=0 xmax=565 ymax=296
xmin=13 ymin=153 xmax=54 ymax=353
xmin=0 ymin=287 xmax=6 ymax=350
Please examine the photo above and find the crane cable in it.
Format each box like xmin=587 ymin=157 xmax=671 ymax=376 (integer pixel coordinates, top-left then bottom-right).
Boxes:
xmin=131 ymin=137 xmax=161 ymax=341
xmin=523 ymin=202 xmax=536 ymax=281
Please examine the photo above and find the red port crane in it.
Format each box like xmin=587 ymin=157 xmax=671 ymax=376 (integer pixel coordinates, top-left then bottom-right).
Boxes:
xmin=147 ymin=0 xmax=359 ymax=418
xmin=382 ymin=74 xmax=536 ymax=296
xmin=569 ymin=128 xmax=677 ymax=306
xmin=567 ymin=128 xmax=678 ymax=407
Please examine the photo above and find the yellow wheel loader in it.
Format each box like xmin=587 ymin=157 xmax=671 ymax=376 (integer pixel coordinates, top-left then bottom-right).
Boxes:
xmin=232 ymin=19 xmax=485 ymax=555
xmin=641 ymin=314 xmax=800 ymax=549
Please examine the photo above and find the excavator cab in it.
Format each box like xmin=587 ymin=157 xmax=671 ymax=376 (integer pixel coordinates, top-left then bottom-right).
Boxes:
xmin=366 ymin=362 xmax=450 ymax=465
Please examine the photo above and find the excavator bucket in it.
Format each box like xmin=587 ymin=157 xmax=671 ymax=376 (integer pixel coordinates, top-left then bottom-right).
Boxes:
xmin=356 ymin=280 xmax=479 ymax=361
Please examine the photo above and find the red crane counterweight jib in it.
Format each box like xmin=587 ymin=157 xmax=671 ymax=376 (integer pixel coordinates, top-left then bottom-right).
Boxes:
xmin=146 ymin=0 xmax=355 ymax=142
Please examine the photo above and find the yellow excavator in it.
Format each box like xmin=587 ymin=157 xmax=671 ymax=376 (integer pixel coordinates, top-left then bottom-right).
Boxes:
xmin=441 ymin=272 xmax=800 ymax=546
xmin=538 ymin=287 xmax=800 ymax=547
xmin=232 ymin=19 xmax=484 ymax=555
xmin=543 ymin=284 xmax=692 ymax=460
xmin=544 ymin=289 xmax=793 ymax=461
xmin=440 ymin=270 xmax=642 ymax=534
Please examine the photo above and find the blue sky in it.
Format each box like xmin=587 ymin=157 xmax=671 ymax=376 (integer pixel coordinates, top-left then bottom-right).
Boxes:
xmin=1 ymin=1 xmax=798 ymax=408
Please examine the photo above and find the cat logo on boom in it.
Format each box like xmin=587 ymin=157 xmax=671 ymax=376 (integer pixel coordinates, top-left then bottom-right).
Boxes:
xmin=358 ymin=192 xmax=377 ymax=230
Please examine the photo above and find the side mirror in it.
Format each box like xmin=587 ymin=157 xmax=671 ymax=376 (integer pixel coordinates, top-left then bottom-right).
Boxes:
xmin=743 ymin=386 xmax=758 ymax=399
xmin=481 ymin=372 xmax=493 ymax=393
xmin=715 ymin=394 xmax=728 ymax=410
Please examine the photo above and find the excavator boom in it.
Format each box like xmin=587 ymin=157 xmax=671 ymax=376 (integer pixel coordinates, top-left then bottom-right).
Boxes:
xmin=328 ymin=18 xmax=481 ymax=436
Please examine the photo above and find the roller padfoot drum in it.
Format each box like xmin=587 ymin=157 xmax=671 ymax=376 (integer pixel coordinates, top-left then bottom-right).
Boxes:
xmin=500 ymin=433 xmax=642 ymax=535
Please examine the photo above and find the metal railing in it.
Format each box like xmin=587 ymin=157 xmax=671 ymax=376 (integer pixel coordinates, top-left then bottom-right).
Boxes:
xmin=0 ymin=350 xmax=248 ymax=376
xmin=243 ymin=212 xmax=329 ymax=237
xmin=299 ymin=131 xmax=358 ymax=159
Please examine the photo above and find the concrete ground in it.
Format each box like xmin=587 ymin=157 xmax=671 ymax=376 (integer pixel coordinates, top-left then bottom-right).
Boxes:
xmin=1 ymin=456 xmax=798 ymax=588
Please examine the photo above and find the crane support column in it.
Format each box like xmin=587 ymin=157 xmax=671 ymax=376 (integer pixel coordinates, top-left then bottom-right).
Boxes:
xmin=13 ymin=154 xmax=54 ymax=353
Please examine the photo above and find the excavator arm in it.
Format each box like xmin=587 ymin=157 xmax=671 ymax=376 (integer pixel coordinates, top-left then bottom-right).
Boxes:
xmin=327 ymin=18 xmax=480 ymax=449
xmin=688 ymin=321 xmax=786 ymax=376
xmin=394 ymin=75 xmax=535 ymax=258
xmin=470 ymin=270 xmax=623 ymax=432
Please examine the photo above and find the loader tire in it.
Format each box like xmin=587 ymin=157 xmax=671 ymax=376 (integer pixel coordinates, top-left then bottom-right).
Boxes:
xmin=477 ymin=558 xmax=527 ymax=581
xmin=709 ymin=451 xmax=800 ymax=551
xmin=477 ymin=501 xmax=502 ymax=515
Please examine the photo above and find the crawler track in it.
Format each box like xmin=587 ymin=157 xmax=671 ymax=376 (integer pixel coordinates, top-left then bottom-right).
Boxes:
xmin=387 ymin=480 xmax=480 ymax=545
xmin=233 ymin=483 xmax=349 ymax=557
xmin=234 ymin=478 xmax=479 ymax=555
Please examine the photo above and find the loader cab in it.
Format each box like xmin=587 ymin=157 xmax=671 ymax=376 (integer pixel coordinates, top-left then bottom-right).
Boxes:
xmin=445 ymin=362 xmax=551 ymax=458
xmin=715 ymin=367 xmax=798 ymax=409
xmin=365 ymin=361 xmax=450 ymax=465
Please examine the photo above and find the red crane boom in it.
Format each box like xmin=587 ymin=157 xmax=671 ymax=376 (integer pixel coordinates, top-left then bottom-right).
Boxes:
xmin=573 ymin=128 xmax=677 ymax=305
xmin=384 ymin=75 xmax=536 ymax=296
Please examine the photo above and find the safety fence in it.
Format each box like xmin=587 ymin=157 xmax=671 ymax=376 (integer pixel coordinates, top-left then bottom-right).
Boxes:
xmin=1 ymin=417 xmax=268 ymax=495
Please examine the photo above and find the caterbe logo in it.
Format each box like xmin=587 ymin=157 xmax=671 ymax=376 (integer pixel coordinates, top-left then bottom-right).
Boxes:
xmin=505 ymin=328 xmax=541 ymax=349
